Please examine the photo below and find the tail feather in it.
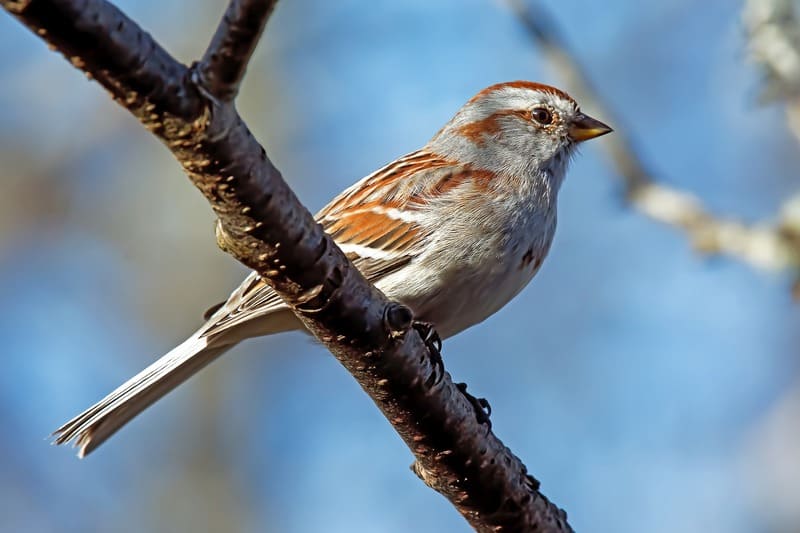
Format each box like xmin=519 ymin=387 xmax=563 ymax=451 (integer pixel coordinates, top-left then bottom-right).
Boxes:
xmin=52 ymin=333 xmax=231 ymax=458
xmin=54 ymin=297 xmax=303 ymax=457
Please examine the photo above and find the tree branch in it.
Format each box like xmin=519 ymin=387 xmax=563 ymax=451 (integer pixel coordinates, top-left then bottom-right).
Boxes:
xmin=199 ymin=0 xmax=277 ymax=101
xmin=1 ymin=0 xmax=573 ymax=530
xmin=504 ymin=0 xmax=800 ymax=296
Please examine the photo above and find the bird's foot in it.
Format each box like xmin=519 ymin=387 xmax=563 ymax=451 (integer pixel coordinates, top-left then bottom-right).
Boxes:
xmin=455 ymin=382 xmax=492 ymax=431
xmin=412 ymin=321 xmax=444 ymax=385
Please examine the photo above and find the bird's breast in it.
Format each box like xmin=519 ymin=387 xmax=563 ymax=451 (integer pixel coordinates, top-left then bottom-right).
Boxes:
xmin=380 ymin=200 xmax=557 ymax=339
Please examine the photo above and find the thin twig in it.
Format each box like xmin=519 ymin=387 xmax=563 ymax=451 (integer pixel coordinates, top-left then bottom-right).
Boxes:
xmin=200 ymin=0 xmax=278 ymax=101
xmin=744 ymin=0 xmax=800 ymax=141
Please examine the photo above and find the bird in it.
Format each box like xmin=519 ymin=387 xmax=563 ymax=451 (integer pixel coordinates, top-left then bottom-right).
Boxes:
xmin=53 ymin=81 xmax=611 ymax=457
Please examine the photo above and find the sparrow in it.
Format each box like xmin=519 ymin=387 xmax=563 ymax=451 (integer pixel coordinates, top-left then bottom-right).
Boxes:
xmin=54 ymin=81 xmax=611 ymax=457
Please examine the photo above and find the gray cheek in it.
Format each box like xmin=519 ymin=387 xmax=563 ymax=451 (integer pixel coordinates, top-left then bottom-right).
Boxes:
xmin=554 ymin=149 xmax=567 ymax=167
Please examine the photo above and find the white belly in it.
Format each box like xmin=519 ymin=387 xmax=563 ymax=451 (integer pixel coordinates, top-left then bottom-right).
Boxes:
xmin=376 ymin=223 xmax=553 ymax=339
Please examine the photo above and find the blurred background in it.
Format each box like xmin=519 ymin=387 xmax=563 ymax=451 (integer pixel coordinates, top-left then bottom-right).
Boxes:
xmin=1 ymin=0 xmax=799 ymax=532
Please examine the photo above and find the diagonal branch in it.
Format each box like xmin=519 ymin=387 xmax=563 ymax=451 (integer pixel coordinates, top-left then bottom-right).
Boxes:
xmin=504 ymin=0 xmax=800 ymax=295
xmin=1 ymin=0 xmax=573 ymax=530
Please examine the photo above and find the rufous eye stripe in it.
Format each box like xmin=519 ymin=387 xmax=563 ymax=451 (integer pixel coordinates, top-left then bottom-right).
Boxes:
xmin=457 ymin=109 xmax=533 ymax=145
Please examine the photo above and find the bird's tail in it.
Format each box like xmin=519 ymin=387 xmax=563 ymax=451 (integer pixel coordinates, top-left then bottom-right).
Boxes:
xmin=52 ymin=332 xmax=232 ymax=457
xmin=52 ymin=308 xmax=300 ymax=457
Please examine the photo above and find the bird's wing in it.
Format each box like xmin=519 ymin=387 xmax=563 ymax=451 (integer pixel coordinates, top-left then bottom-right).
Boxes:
xmin=202 ymin=150 xmax=479 ymax=337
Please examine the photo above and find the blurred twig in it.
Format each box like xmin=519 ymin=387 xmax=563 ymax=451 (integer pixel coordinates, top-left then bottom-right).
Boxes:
xmin=745 ymin=0 xmax=800 ymax=140
xmin=504 ymin=0 xmax=800 ymax=296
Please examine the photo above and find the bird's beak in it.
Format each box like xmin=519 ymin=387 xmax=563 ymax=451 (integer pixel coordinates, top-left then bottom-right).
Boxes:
xmin=569 ymin=112 xmax=613 ymax=142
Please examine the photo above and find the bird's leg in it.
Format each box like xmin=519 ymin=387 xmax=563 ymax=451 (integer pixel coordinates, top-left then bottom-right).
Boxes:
xmin=455 ymin=382 xmax=492 ymax=430
xmin=412 ymin=321 xmax=444 ymax=385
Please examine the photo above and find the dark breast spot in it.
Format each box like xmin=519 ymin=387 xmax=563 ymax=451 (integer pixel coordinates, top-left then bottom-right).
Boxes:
xmin=520 ymin=248 xmax=534 ymax=269
xmin=519 ymin=247 xmax=543 ymax=271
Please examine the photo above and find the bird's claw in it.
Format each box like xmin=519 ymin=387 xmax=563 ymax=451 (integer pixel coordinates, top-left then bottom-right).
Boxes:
xmin=455 ymin=382 xmax=492 ymax=430
xmin=412 ymin=321 xmax=444 ymax=385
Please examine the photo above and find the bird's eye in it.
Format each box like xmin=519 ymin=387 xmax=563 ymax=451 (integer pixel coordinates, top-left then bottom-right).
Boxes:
xmin=531 ymin=107 xmax=553 ymax=125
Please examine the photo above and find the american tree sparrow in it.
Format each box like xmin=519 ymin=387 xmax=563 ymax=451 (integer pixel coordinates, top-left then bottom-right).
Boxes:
xmin=54 ymin=81 xmax=611 ymax=456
